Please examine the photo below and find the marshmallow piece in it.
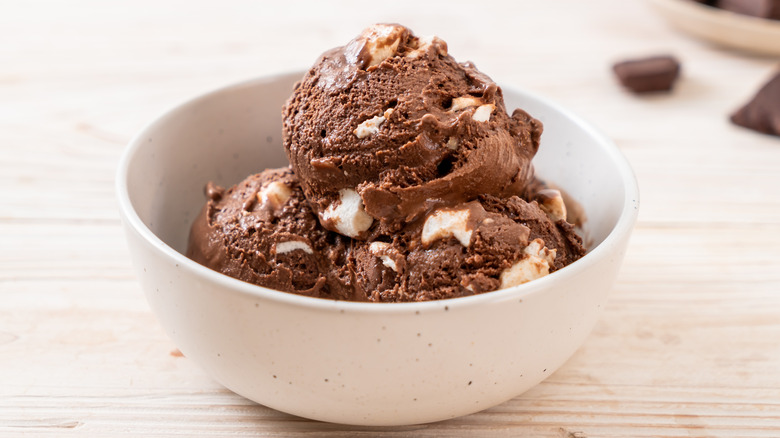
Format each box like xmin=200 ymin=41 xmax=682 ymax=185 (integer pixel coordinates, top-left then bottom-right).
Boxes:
xmin=446 ymin=137 xmax=459 ymax=150
xmin=354 ymin=109 xmax=392 ymax=139
xmin=499 ymin=239 xmax=557 ymax=289
xmin=369 ymin=242 xmax=390 ymax=252
xmin=472 ymin=104 xmax=495 ymax=122
xmin=354 ymin=115 xmax=385 ymax=138
xmin=380 ymin=256 xmax=397 ymax=272
xmin=536 ymin=189 xmax=567 ymax=222
xmin=369 ymin=241 xmax=398 ymax=272
xmin=406 ymin=35 xmax=447 ymax=58
xmin=258 ymin=181 xmax=292 ymax=209
xmin=321 ymin=188 xmax=374 ymax=238
xmin=275 ymin=240 xmax=314 ymax=255
xmin=450 ymin=96 xmax=482 ymax=112
xmin=422 ymin=208 xmax=473 ymax=247
xmin=362 ymin=24 xmax=404 ymax=68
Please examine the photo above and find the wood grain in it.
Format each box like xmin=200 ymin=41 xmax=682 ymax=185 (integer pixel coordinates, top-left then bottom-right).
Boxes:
xmin=2 ymin=0 xmax=780 ymax=436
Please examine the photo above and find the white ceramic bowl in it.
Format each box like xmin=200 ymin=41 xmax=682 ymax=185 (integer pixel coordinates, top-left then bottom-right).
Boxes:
xmin=116 ymin=72 xmax=639 ymax=426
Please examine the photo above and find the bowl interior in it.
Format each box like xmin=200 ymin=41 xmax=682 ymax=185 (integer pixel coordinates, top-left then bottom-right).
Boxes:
xmin=124 ymin=73 xmax=298 ymax=254
xmin=122 ymin=73 xmax=635 ymax=262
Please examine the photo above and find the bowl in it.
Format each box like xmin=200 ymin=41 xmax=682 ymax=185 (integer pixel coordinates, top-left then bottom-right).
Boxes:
xmin=649 ymin=0 xmax=780 ymax=56
xmin=116 ymin=72 xmax=639 ymax=426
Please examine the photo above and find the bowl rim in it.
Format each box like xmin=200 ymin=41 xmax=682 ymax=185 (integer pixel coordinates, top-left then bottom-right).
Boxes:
xmin=116 ymin=73 xmax=639 ymax=314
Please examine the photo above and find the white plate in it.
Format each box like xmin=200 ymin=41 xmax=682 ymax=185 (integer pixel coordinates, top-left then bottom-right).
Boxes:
xmin=649 ymin=0 xmax=780 ymax=56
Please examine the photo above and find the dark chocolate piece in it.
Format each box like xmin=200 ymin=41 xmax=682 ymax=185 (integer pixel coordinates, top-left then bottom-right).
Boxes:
xmin=730 ymin=72 xmax=780 ymax=137
xmin=716 ymin=0 xmax=780 ymax=19
xmin=612 ymin=56 xmax=681 ymax=94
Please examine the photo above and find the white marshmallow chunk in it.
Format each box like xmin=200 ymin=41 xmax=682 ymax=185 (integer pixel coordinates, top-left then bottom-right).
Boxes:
xmin=406 ymin=35 xmax=446 ymax=58
xmin=422 ymin=208 xmax=473 ymax=247
xmin=369 ymin=242 xmax=398 ymax=272
xmin=472 ymin=104 xmax=495 ymax=122
xmin=354 ymin=114 xmax=386 ymax=138
xmin=275 ymin=240 xmax=314 ymax=255
xmin=499 ymin=239 xmax=557 ymax=289
xmin=369 ymin=242 xmax=390 ymax=252
xmin=406 ymin=35 xmax=432 ymax=58
xmin=537 ymin=189 xmax=568 ymax=222
xmin=321 ymin=189 xmax=373 ymax=238
xmin=363 ymin=24 xmax=403 ymax=67
xmin=258 ymin=181 xmax=292 ymax=209
xmin=449 ymin=96 xmax=482 ymax=112
xmin=380 ymin=256 xmax=397 ymax=272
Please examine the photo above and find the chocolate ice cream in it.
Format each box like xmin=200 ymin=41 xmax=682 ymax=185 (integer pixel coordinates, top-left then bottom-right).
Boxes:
xmin=186 ymin=167 xmax=356 ymax=300
xmin=352 ymin=193 xmax=585 ymax=302
xmin=283 ymin=24 xmax=542 ymax=238
xmin=186 ymin=24 xmax=586 ymax=302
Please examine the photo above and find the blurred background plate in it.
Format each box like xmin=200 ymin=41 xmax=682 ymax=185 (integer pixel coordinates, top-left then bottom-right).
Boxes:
xmin=649 ymin=0 xmax=780 ymax=56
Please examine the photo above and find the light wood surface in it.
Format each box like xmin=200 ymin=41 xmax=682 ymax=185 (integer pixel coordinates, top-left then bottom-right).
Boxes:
xmin=2 ymin=1 xmax=780 ymax=436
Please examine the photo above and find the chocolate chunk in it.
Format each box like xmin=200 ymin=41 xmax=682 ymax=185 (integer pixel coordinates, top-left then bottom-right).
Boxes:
xmin=730 ymin=72 xmax=780 ymax=137
xmin=716 ymin=0 xmax=780 ymax=19
xmin=613 ymin=56 xmax=681 ymax=94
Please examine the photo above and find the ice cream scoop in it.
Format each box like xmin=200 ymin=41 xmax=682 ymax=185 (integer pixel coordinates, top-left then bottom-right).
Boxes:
xmin=186 ymin=167 xmax=357 ymax=300
xmin=283 ymin=24 xmax=542 ymax=237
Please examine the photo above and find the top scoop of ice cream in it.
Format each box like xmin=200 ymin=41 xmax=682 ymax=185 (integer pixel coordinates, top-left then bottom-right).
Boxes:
xmin=283 ymin=24 xmax=543 ymax=238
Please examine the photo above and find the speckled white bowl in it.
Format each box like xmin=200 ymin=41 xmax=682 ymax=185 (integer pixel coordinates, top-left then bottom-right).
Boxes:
xmin=116 ymin=72 xmax=638 ymax=426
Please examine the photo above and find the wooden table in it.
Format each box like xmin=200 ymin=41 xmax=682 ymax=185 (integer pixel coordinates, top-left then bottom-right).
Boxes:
xmin=3 ymin=1 xmax=780 ymax=436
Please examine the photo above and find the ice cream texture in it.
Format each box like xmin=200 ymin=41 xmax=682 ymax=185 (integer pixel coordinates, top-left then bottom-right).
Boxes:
xmin=186 ymin=168 xmax=357 ymax=300
xmin=283 ymin=24 xmax=542 ymax=237
xmin=186 ymin=24 xmax=586 ymax=302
